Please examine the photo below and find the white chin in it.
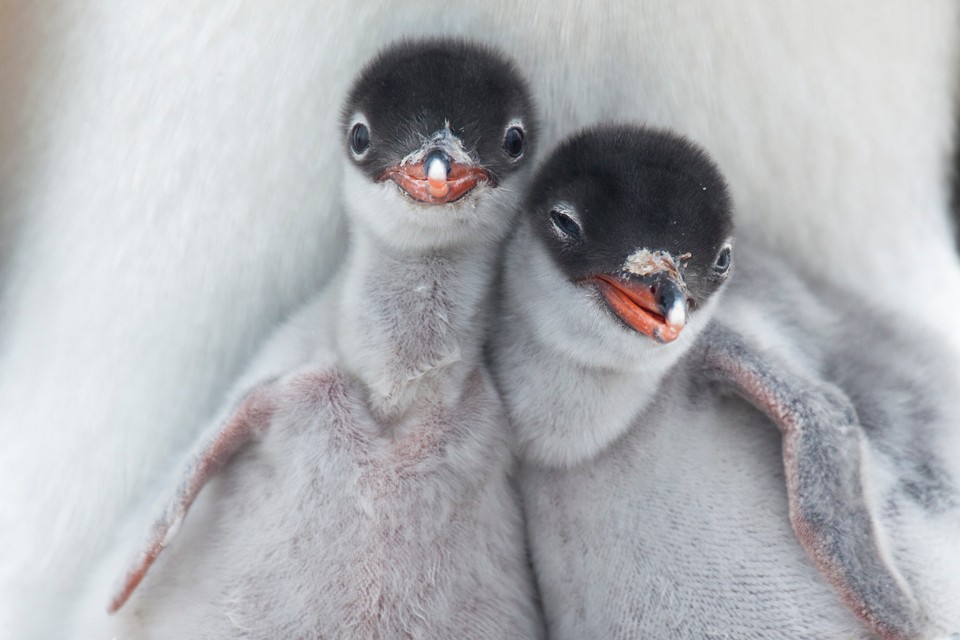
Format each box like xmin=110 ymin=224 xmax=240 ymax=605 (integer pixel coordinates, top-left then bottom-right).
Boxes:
xmin=343 ymin=163 xmax=519 ymax=252
xmin=509 ymin=232 xmax=712 ymax=373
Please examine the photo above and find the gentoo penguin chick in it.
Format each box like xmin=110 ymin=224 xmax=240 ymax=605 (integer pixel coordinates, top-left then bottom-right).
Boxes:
xmin=490 ymin=125 xmax=952 ymax=639
xmin=94 ymin=39 xmax=543 ymax=638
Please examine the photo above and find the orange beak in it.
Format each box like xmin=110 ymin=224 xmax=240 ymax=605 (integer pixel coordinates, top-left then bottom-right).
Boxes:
xmin=379 ymin=152 xmax=492 ymax=204
xmin=583 ymin=272 xmax=688 ymax=344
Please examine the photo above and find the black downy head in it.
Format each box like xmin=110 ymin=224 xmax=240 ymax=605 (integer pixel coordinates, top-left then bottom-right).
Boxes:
xmin=524 ymin=125 xmax=735 ymax=343
xmin=341 ymin=39 xmax=536 ymax=206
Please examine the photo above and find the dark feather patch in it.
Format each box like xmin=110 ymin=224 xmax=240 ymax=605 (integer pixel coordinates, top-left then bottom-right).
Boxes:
xmin=342 ymin=39 xmax=537 ymax=184
xmin=522 ymin=125 xmax=734 ymax=305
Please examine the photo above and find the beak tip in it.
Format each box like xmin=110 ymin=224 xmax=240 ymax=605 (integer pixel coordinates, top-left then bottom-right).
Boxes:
xmin=665 ymin=305 xmax=686 ymax=329
xmin=426 ymin=156 xmax=449 ymax=183
xmin=426 ymin=157 xmax=450 ymax=198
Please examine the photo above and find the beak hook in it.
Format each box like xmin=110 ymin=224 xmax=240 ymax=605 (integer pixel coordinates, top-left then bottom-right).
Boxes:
xmin=651 ymin=278 xmax=687 ymax=330
xmin=425 ymin=151 xmax=451 ymax=199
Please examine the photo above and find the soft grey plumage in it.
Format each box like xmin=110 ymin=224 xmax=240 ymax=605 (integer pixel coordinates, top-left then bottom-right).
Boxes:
xmin=73 ymin=40 xmax=544 ymax=639
xmin=490 ymin=126 xmax=960 ymax=639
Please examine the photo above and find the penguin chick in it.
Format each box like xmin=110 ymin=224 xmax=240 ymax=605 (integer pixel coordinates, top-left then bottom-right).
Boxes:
xmin=97 ymin=39 xmax=543 ymax=639
xmin=496 ymin=125 xmax=736 ymax=466
xmin=490 ymin=125 xmax=939 ymax=639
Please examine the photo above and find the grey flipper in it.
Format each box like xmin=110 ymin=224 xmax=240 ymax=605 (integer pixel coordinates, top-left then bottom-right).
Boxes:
xmin=107 ymin=382 xmax=277 ymax=613
xmin=697 ymin=323 xmax=928 ymax=640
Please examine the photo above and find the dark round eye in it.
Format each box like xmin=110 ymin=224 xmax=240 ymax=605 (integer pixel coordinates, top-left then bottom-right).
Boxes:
xmin=550 ymin=209 xmax=582 ymax=243
xmin=715 ymin=245 xmax=732 ymax=273
xmin=350 ymin=123 xmax=370 ymax=156
xmin=503 ymin=126 xmax=525 ymax=158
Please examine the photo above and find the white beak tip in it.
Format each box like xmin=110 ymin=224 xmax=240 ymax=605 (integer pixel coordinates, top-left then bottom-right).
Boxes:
xmin=427 ymin=157 xmax=448 ymax=183
xmin=666 ymin=303 xmax=686 ymax=328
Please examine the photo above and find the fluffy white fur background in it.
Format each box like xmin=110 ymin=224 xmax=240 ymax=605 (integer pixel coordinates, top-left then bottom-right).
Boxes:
xmin=1 ymin=1 xmax=959 ymax=637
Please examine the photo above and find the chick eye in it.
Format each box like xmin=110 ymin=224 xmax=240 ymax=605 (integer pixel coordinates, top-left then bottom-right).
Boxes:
xmin=550 ymin=208 xmax=582 ymax=243
xmin=715 ymin=245 xmax=732 ymax=273
xmin=503 ymin=126 xmax=525 ymax=158
xmin=350 ymin=123 xmax=370 ymax=156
